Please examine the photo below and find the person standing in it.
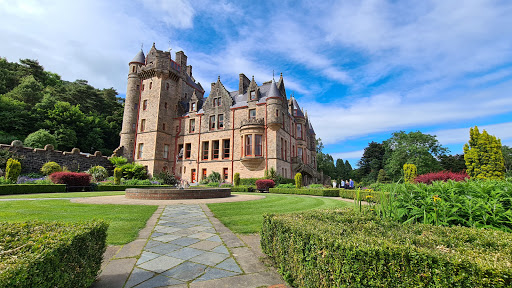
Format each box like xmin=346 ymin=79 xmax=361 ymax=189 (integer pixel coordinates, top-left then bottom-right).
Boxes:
xmin=349 ymin=179 xmax=354 ymax=189
xmin=340 ymin=180 xmax=345 ymax=188
xmin=344 ymin=180 xmax=349 ymax=189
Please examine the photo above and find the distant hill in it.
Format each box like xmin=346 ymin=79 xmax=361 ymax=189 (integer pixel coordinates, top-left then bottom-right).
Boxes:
xmin=0 ymin=57 xmax=124 ymax=155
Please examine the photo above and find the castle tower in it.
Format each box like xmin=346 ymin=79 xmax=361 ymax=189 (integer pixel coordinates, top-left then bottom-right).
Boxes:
xmin=119 ymin=49 xmax=145 ymax=161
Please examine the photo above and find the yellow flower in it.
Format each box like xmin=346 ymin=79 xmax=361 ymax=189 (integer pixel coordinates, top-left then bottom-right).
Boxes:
xmin=433 ymin=195 xmax=441 ymax=203
xmin=365 ymin=195 xmax=373 ymax=199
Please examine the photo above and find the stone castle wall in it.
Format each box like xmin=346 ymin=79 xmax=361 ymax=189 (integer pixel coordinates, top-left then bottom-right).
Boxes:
xmin=1 ymin=141 xmax=112 ymax=174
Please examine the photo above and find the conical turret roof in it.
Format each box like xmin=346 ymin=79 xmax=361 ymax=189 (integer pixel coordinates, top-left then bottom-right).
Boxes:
xmin=267 ymin=79 xmax=281 ymax=98
xmin=130 ymin=49 xmax=145 ymax=64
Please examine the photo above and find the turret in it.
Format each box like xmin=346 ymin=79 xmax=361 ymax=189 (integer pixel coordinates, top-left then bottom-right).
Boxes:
xmin=119 ymin=49 xmax=145 ymax=161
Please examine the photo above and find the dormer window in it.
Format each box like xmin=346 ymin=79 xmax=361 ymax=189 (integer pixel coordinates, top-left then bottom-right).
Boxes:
xmin=250 ymin=90 xmax=256 ymax=100
xmin=249 ymin=109 xmax=256 ymax=119
xmin=191 ymin=102 xmax=196 ymax=112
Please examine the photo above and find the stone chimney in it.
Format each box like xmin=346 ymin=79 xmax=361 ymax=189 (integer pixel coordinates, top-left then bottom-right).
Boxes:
xmin=238 ymin=73 xmax=250 ymax=95
xmin=187 ymin=65 xmax=193 ymax=77
xmin=175 ymin=51 xmax=187 ymax=68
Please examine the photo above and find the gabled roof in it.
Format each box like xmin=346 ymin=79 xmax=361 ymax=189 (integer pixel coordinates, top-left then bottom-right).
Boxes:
xmin=290 ymin=96 xmax=304 ymax=117
xmin=130 ymin=49 xmax=145 ymax=64
xmin=230 ymin=80 xmax=284 ymax=109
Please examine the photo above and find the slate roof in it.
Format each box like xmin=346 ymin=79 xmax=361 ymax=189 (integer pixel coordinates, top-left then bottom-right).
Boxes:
xmin=230 ymin=80 xmax=283 ymax=109
xmin=130 ymin=50 xmax=145 ymax=64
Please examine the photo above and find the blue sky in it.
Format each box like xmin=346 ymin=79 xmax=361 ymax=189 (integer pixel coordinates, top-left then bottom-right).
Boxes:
xmin=1 ymin=0 xmax=512 ymax=167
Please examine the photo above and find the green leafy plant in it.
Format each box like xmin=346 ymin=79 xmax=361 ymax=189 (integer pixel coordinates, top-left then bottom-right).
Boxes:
xmin=207 ymin=171 xmax=221 ymax=183
xmin=119 ymin=163 xmax=147 ymax=180
xmin=5 ymin=158 xmax=21 ymax=183
xmin=113 ymin=168 xmax=122 ymax=185
xmin=294 ymin=173 xmax=302 ymax=189
xmin=153 ymin=171 xmax=177 ymax=185
xmin=109 ymin=156 xmax=128 ymax=168
xmin=87 ymin=166 xmax=108 ymax=182
xmin=403 ymin=163 xmax=417 ymax=183
xmin=40 ymin=161 xmax=62 ymax=176
xmin=233 ymin=173 xmax=240 ymax=186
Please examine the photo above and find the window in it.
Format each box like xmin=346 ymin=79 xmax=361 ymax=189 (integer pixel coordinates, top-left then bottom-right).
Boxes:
xmin=166 ymin=83 xmax=169 ymax=90
xmin=293 ymin=145 xmax=295 ymax=157
xmin=223 ymin=139 xmax=230 ymax=159
xmin=132 ymin=66 xmax=136 ymax=73
xmin=165 ymin=102 xmax=168 ymax=109
xmin=149 ymin=82 xmax=152 ymax=89
xmin=218 ymin=98 xmax=222 ymax=107
xmin=245 ymin=135 xmax=252 ymax=156
xmin=281 ymin=138 xmax=284 ymax=159
xmin=189 ymin=119 xmax=195 ymax=133
xmin=202 ymin=141 xmax=209 ymax=160
xmin=136 ymin=84 xmax=140 ymax=91
xmin=178 ymin=144 xmax=183 ymax=159
xmin=223 ymin=168 xmax=228 ymax=180
xmin=143 ymin=100 xmax=148 ymax=110
xmin=212 ymin=140 xmax=219 ymax=159
xmin=298 ymin=147 xmax=303 ymax=162
xmin=191 ymin=102 xmax=196 ymax=111
xmin=162 ymin=123 xmax=166 ymax=131
xmin=297 ymin=124 xmax=302 ymax=139
xmin=282 ymin=112 xmax=285 ymax=129
xmin=210 ymin=115 xmax=216 ymax=130
xmin=202 ymin=169 xmax=207 ymax=180
xmin=163 ymin=144 xmax=169 ymax=159
xmin=140 ymin=119 xmax=146 ymax=132
xmin=132 ymin=123 xmax=136 ymax=132
xmin=142 ymin=84 xmax=145 ymax=91
xmin=249 ymin=109 xmax=256 ymax=119
xmin=250 ymin=90 xmax=256 ymax=100
xmin=284 ymin=140 xmax=287 ymax=161
xmin=276 ymin=109 xmax=279 ymax=117
xmin=218 ymin=114 xmax=224 ymax=129
xmin=255 ymin=135 xmax=262 ymax=156
xmin=185 ymin=143 xmax=191 ymax=159
xmin=137 ymin=143 xmax=144 ymax=159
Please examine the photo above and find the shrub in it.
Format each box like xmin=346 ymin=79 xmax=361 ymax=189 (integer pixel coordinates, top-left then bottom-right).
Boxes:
xmin=220 ymin=183 xmax=233 ymax=188
xmin=5 ymin=158 xmax=21 ymax=183
xmin=261 ymin=209 xmax=512 ymax=288
xmin=269 ymin=188 xmax=339 ymax=197
xmin=24 ymin=129 xmax=57 ymax=149
xmin=307 ymin=184 xmax=324 ymax=189
xmin=122 ymin=179 xmax=154 ymax=186
xmin=40 ymin=161 xmax=62 ymax=176
xmin=239 ymin=178 xmax=261 ymax=186
xmin=207 ymin=172 xmax=221 ymax=183
xmin=87 ymin=166 xmax=108 ymax=182
xmin=233 ymin=173 xmax=240 ymax=186
xmin=109 ymin=156 xmax=127 ymax=167
xmin=0 ymin=221 xmax=108 ymax=288
xmin=206 ymin=182 xmax=220 ymax=187
xmin=276 ymin=183 xmax=295 ymax=189
xmin=339 ymin=188 xmax=388 ymax=203
xmin=294 ymin=173 xmax=302 ymax=188
xmin=120 ymin=163 xmax=147 ymax=180
xmin=113 ymin=168 xmax=122 ymax=185
xmin=403 ymin=163 xmax=417 ymax=183
xmin=377 ymin=169 xmax=389 ymax=183
xmin=231 ymin=185 xmax=255 ymax=192
xmin=49 ymin=172 xmax=91 ymax=191
xmin=153 ymin=171 xmax=177 ymax=185
xmin=0 ymin=184 xmax=66 ymax=195
xmin=256 ymin=179 xmax=275 ymax=191
xmin=415 ymin=170 xmax=469 ymax=184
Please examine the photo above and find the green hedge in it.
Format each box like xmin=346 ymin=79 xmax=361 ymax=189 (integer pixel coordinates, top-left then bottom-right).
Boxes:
xmin=94 ymin=185 xmax=172 ymax=191
xmin=269 ymin=188 xmax=339 ymax=197
xmin=339 ymin=188 xmax=389 ymax=203
xmin=0 ymin=221 xmax=108 ymax=288
xmin=0 ymin=184 xmax=66 ymax=195
xmin=261 ymin=209 xmax=512 ymax=288
xmin=231 ymin=185 xmax=255 ymax=192
xmin=239 ymin=178 xmax=261 ymax=186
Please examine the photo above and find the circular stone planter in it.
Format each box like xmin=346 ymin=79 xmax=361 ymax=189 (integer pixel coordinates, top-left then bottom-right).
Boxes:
xmin=125 ymin=187 xmax=231 ymax=200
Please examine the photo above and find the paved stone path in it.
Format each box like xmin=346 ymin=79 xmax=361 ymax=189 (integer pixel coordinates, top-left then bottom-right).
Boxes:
xmin=94 ymin=203 xmax=287 ymax=288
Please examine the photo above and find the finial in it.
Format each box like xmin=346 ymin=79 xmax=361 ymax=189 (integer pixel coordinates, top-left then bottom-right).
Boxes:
xmin=167 ymin=40 xmax=172 ymax=52
xmin=280 ymin=72 xmax=283 ymax=77
xmin=152 ymin=42 xmax=155 ymax=48
xmin=218 ymin=75 xmax=220 ymax=81
xmin=141 ymin=43 xmax=143 ymax=51
xmin=273 ymin=70 xmax=275 ymax=81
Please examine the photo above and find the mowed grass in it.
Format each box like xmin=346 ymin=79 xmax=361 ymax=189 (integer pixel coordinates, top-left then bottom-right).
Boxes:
xmin=0 ymin=200 xmax=157 ymax=245
xmin=207 ymin=193 xmax=351 ymax=234
xmin=0 ymin=191 xmax=126 ymax=199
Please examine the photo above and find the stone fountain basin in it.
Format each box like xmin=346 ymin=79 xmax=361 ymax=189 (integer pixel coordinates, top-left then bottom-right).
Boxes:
xmin=125 ymin=187 xmax=231 ymax=200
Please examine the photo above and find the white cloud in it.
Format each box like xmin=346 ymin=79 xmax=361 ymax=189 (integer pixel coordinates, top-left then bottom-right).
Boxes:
xmin=331 ymin=150 xmax=365 ymax=161
xmin=139 ymin=0 xmax=195 ymax=29
xmin=433 ymin=122 xmax=512 ymax=145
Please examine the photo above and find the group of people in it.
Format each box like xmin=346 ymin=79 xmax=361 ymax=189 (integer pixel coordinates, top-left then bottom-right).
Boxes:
xmin=333 ymin=179 xmax=354 ymax=189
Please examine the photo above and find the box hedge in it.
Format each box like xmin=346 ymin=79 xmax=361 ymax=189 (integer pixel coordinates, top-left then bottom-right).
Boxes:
xmin=239 ymin=177 xmax=261 ymax=186
xmin=269 ymin=188 xmax=339 ymax=197
xmin=339 ymin=188 xmax=389 ymax=203
xmin=0 ymin=220 xmax=108 ymax=288
xmin=0 ymin=184 xmax=66 ymax=195
xmin=261 ymin=209 xmax=512 ymax=288
xmin=230 ymin=185 xmax=255 ymax=192
xmin=94 ymin=185 xmax=172 ymax=191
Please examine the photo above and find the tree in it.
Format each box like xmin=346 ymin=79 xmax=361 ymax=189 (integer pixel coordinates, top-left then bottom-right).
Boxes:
xmin=344 ymin=160 xmax=353 ymax=179
xmin=316 ymin=139 xmax=336 ymax=179
xmin=358 ymin=141 xmax=386 ymax=182
xmin=502 ymin=145 xmax=512 ymax=177
xmin=24 ymin=129 xmax=57 ymax=149
xmin=439 ymin=154 xmax=466 ymax=172
xmin=377 ymin=169 xmax=389 ymax=183
xmin=335 ymin=158 xmax=346 ymax=181
xmin=384 ymin=131 xmax=448 ymax=180
xmin=463 ymin=126 xmax=505 ymax=180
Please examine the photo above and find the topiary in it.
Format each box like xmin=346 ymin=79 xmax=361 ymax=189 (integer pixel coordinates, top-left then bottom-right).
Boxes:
xmin=24 ymin=129 xmax=58 ymax=149
xmin=87 ymin=166 xmax=108 ymax=182
xmin=403 ymin=163 xmax=417 ymax=183
xmin=40 ymin=161 xmax=62 ymax=176
xmin=294 ymin=173 xmax=302 ymax=189
xmin=5 ymin=158 xmax=21 ymax=183
xmin=113 ymin=168 xmax=122 ymax=185
xmin=234 ymin=173 xmax=240 ymax=186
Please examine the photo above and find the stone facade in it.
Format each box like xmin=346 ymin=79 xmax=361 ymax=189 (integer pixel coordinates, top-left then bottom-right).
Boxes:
xmin=1 ymin=141 xmax=112 ymax=174
xmin=118 ymin=44 xmax=320 ymax=184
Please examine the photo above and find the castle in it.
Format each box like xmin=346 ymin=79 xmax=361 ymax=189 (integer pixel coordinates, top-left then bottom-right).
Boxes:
xmin=117 ymin=43 xmax=321 ymax=184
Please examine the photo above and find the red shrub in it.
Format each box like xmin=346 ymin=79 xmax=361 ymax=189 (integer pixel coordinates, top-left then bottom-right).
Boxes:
xmin=415 ymin=171 xmax=469 ymax=184
xmin=49 ymin=172 xmax=91 ymax=188
xmin=256 ymin=179 xmax=275 ymax=191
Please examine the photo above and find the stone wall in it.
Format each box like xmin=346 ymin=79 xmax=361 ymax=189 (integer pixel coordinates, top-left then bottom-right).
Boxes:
xmin=1 ymin=141 xmax=113 ymax=174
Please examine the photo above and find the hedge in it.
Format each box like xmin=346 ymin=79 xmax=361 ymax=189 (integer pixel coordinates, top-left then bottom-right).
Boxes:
xmin=269 ymin=188 xmax=339 ymax=197
xmin=0 ymin=221 xmax=108 ymax=288
xmin=230 ymin=185 xmax=255 ymax=192
xmin=94 ymin=185 xmax=172 ymax=191
xmin=338 ymin=188 xmax=389 ymax=203
xmin=239 ymin=178 xmax=261 ymax=186
xmin=261 ymin=209 xmax=512 ymax=288
xmin=0 ymin=184 xmax=66 ymax=195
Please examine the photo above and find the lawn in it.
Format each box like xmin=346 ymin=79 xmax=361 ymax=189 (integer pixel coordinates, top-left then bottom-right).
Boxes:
xmin=207 ymin=193 xmax=351 ymax=234
xmin=0 ymin=200 xmax=157 ymax=245
xmin=0 ymin=191 xmax=126 ymax=199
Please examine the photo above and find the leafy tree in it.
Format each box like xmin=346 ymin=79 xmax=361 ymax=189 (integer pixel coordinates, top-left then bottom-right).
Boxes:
xmin=358 ymin=141 xmax=386 ymax=182
xmin=316 ymin=139 xmax=336 ymax=179
xmin=463 ymin=126 xmax=505 ymax=180
xmin=344 ymin=160 xmax=353 ymax=179
xmin=384 ymin=131 xmax=447 ymax=180
xmin=377 ymin=169 xmax=389 ymax=183
xmin=24 ymin=129 xmax=57 ymax=149
xmin=335 ymin=158 xmax=346 ymax=181
xmin=439 ymin=154 xmax=466 ymax=172
xmin=502 ymin=145 xmax=512 ymax=177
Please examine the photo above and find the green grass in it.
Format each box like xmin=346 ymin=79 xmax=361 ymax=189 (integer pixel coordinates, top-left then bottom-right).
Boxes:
xmin=207 ymin=193 xmax=351 ymax=234
xmin=0 ymin=200 xmax=157 ymax=245
xmin=0 ymin=191 xmax=126 ymax=199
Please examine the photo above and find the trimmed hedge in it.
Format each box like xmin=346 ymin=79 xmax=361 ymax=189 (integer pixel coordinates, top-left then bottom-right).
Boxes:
xmin=49 ymin=172 xmax=91 ymax=191
xmin=269 ymin=188 xmax=339 ymax=197
xmin=339 ymin=188 xmax=388 ymax=203
xmin=0 ymin=184 xmax=66 ymax=195
xmin=0 ymin=221 xmax=108 ymax=288
xmin=94 ymin=185 xmax=172 ymax=191
xmin=239 ymin=177 xmax=261 ymax=186
xmin=261 ymin=209 xmax=512 ymax=288
xmin=230 ymin=185 xmax=255 ymax=192
xmin=256 ymin=179 xmax=275 ymax=191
